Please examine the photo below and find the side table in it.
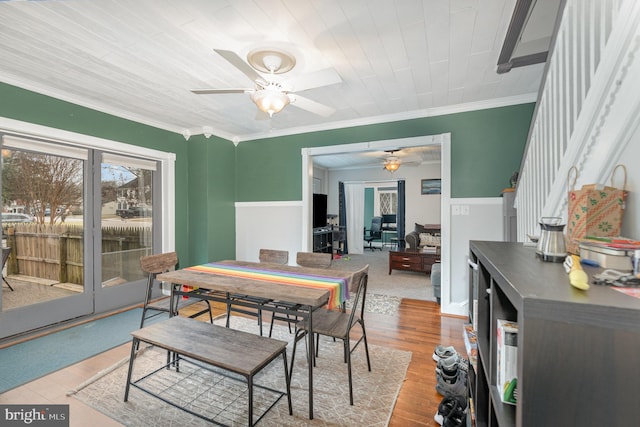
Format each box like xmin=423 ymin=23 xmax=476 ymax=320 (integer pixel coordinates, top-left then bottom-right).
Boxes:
xmin=388 ymin=248 xmax=440 ymax=274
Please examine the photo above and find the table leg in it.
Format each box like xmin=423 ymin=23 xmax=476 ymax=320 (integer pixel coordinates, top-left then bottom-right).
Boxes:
xmin=307 ymin=306 xmax=314 ymax=420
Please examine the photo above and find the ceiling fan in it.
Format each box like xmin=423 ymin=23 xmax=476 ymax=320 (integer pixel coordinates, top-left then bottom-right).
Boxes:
xmin=382 ymin=150 xmax=402 ymax=173
xmin=191 ymin=48 xmax=341 ymax=118
xmin=380 ymin=149 xmax=421 ymax=173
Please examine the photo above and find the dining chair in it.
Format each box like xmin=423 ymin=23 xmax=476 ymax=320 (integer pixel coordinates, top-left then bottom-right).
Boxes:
xmin=289 ymin=264 xmax=371 ymax=405
xmin=266 ymin=251 xmax=332 ymax=338
xmin=259 ymin=248 xmax=289 ymax=264
xmin=295 ymin=251 xmax=332 ymax=268
xmin=225 ymin=248 xmax=288 ymax=336
xmin=139 ymin=251 xmax=213 ymax=329
xmin=2 ymin=247 xmax=14 ymax=291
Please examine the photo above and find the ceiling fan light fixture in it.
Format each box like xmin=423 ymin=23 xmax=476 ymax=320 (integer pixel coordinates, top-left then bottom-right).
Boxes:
xmin=251 ymin=86 xmax=290 ymax=117
xmin=384 ymin=156 xmax=401 ymax=173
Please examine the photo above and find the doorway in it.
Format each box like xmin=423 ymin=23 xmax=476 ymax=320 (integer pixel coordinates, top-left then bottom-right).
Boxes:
xmin=301 ymin=133 xmax=452 ymax=310
xmin=0 ymin=124 xmax=174 ymax=339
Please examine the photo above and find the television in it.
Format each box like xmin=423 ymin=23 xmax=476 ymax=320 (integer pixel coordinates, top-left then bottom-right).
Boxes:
xmin=312 ymin=193 xmax=328 ymax=229
xmin=382 ymin=214 xmax=397 ymax=230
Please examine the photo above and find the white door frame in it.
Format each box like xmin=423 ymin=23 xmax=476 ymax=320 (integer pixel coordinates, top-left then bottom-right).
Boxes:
xmin=301 ymin=133 xmax=454 ymax=314
xmin=0 ymin=117 xmax=176 ymax=338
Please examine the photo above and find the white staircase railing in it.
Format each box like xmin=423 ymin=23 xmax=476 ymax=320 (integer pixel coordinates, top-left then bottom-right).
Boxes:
xmin=516 ymin=0 xmax=640 ymax=240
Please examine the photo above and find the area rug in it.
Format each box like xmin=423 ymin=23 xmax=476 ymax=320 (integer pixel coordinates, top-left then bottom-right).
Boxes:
xmin=0 ymin=308 xmax=166 ymax=394
xmin=330 ymin=250 xmax=436 ymax=301
xmin=365 ymin=293 xmax=401 ymax=315
xmin=69 ymin=316 xmax=412 ymax=426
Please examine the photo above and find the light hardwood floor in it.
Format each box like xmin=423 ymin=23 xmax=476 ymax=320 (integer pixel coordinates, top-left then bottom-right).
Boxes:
xmin=0 ymin=299 xmax=465 ymax=426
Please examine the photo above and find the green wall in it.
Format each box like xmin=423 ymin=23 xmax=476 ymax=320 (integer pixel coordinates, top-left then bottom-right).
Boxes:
xmin=364 ymin=187 xmax=374 ymax=228
xmin=0 ymin=82 xmax=236 ymax=266
xmin=186 ymin=136 xmax=236 ymax=264
xmin=236 ymin=103 xmax=535 ymax=200
xmin=0 ymin=82 xmax=535 ymax=265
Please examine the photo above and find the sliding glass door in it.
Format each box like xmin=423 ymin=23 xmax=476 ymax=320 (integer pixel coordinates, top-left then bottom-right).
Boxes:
xmin=0 ymin=135 xmax=162 ymax=338
xmin=0 ymin=136 xmax=93 ymax=337
xmin=93 ymin=153 xmax=160 ymax=312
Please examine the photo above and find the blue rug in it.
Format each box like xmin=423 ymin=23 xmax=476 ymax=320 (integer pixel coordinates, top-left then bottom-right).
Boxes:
xmin=0 ymin=308 xmax=167 ymax=393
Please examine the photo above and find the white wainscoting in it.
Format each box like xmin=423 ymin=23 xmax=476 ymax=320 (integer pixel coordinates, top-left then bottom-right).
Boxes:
xmin=235 ymin=201 xmax=304 ymax=264
xmin=443 ymin=198 xmax=503 ymax=316
xmin=234 ymin=196 xmax=503 ymax=319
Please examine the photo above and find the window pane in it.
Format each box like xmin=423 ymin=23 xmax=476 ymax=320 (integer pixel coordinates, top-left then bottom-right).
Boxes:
xmin=1 ymin=147 xmax=85 ymax=310
xmin=380 ymin=191 xmax=398 ymax=214
xmin=101 ymin=159 xmax=153 ymax=287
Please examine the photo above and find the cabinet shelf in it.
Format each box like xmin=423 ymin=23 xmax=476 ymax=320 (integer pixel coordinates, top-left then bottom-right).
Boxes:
xmin=490 ymin=385 xmax=516 ymax=426
xmin=312 ymin=228 xmax=333 ymax=253
xmin=468 ymin=241 xmax=640 ymax=426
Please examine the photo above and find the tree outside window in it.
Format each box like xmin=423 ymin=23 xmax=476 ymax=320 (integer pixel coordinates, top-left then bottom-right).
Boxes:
xmin=2 ymin=150 xmax=83 ymax=224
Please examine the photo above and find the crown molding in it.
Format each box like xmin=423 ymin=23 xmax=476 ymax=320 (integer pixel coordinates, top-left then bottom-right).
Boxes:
xmin=2 ymin=73 xmax=537 ymax=144
xmin=235 ymin=93 xmax=538 ymax=143
xmin=0 ymin=75 xmax=189 ymax=135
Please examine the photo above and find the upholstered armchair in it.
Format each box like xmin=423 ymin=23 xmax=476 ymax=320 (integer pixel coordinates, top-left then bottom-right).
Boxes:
xmin=405 ymin=224 xmax=441 ymax=250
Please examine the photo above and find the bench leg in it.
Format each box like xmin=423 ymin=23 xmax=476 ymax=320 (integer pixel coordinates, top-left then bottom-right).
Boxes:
xmin=123 ymin=338 xmax=138 ymax=402
xmin=247 ymin=376 xmax=253 ymax=427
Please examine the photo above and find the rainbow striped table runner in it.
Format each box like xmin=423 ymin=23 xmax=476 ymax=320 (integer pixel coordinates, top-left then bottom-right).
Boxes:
xmin=186 ymin=262 xmax=349 ymax=309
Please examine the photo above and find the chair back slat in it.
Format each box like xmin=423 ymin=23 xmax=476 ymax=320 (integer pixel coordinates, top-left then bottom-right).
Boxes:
xmin=259 ymin=249 xmax=288 ymax=265
xmin=140 ymin=252 xmax=178 ymax=275
xmin=349 ymin=264 xmax=369 ymax=294
xmin=296 ymin=251 xmax=332 ymax=268
xmin=370 ymin=217 xmax=382 ymax=235
xmin=349 ymin=264 xmax=369 ymax=321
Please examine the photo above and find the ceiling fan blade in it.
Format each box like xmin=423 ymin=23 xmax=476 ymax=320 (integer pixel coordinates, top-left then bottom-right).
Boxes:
xmin=214 ymin=49 xmax=262 ymax=82
xmin=289 ymin=67 xmax=342 ymax=92
xmin=191 ymin=88 xmax=252 ymax=95
xmin=289 ymin=95 xmax=335 ymax=117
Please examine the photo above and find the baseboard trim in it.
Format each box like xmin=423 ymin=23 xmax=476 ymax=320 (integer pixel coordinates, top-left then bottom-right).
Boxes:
xmin=441 ymin=300 xmax=468 ymax=317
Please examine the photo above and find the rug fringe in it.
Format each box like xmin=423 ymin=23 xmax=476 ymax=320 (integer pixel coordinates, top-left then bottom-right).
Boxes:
xmin=66 ymin=345 xmax=150 ymax=396
xmin=385 ymin=352 xmax=413 ymax=426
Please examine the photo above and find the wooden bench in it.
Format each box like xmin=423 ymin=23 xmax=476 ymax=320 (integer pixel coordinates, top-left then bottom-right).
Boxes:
xmin=124 ymin=316 xmax=292 ymax=426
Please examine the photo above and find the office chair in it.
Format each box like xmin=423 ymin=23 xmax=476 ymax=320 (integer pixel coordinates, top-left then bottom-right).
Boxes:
xmin=363 ymin=216 xmax=383 ymax=251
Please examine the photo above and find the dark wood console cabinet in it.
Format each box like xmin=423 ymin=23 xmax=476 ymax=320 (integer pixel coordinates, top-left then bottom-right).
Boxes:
xmin=388 ymin=248 xmax=439 ymax=274
xmin=468 ymin=241 xmax=640 ymax=427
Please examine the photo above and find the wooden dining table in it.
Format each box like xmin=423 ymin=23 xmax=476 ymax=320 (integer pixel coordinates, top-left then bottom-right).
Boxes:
xmin=157 ymin=259 xmax=357 ymax=420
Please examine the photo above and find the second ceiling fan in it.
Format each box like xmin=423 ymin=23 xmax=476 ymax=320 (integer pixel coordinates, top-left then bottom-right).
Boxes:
xmin=192 ymin=48 xmax=341 ymax=118
xmin=380 ymin=149 xmax=422 ymax=173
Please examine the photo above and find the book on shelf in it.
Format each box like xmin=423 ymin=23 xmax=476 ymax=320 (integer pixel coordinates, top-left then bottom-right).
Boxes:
xmin=468 ymin=396 xmax=476 ymax=426
xmin=463 ymin=323 xmax=477 ymax=370
xmin=496 ymin=319 xmax=518 ymax=405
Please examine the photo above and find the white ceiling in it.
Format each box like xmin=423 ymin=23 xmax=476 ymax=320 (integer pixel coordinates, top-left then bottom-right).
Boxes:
xmin=312 ymin=144 xmax=442 ymax=170
xmin=0 ymin=0 xmax=546 ymax=150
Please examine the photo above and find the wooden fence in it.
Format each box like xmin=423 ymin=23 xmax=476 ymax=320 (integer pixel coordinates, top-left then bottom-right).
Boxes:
xmin=2 ymin=223 xmax=152 ymax=286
